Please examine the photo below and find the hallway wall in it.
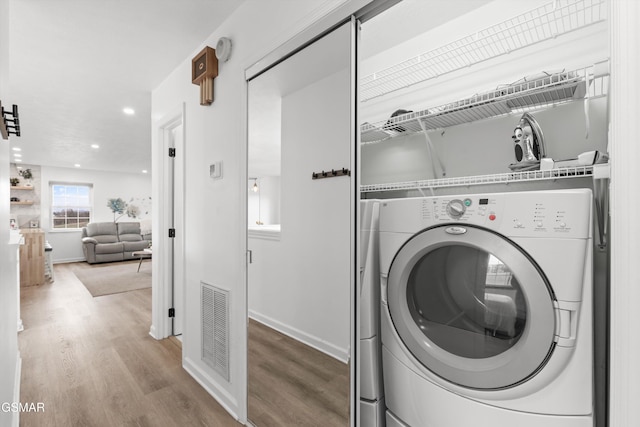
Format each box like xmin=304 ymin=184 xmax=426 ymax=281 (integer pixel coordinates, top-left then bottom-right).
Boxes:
xmin=151 ymin=0 xmax=356 ymax=420
xmin=0 ymin=0 xmax=21 ymax=425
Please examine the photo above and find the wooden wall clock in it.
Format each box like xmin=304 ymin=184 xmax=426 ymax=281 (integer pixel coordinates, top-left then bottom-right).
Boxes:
xmin=192 ymin=46 xmax=218 ymax=105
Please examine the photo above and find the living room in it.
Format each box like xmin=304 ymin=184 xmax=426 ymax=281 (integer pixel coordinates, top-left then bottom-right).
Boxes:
xmin=9 ymin=163 xmax=151 ymax=264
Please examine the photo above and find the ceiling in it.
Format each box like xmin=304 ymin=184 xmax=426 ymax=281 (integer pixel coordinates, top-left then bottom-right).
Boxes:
xmin=7 ymin=0 xmax=494 ymax=176
xmin=8 ymin=0 xmax=242 ymax=174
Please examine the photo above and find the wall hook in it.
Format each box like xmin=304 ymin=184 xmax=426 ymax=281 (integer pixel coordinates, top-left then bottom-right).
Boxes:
xmin=312 ymin=168 xmax=351 ymax=180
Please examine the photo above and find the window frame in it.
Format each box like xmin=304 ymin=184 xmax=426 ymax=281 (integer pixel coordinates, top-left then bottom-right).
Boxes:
xmin=50 ymin=182 xmax=94 ymax=231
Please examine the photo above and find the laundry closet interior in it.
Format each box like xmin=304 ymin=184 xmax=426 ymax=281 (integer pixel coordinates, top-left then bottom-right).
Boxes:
xmin=247 ymin=0 xmax=609 ymax=426
xmin=359 ymin=0 xmax=608 ymax=426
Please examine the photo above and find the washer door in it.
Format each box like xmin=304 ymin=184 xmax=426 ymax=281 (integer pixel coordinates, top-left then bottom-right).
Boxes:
xmin=387 ymin=224 xmax=557 ymax=390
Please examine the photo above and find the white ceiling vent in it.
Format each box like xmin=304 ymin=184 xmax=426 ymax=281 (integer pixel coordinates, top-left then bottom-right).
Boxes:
xmin=201 ymin=282 xmax=230 ymax=382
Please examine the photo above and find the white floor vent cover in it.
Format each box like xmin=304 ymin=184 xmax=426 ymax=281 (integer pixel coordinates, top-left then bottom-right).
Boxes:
xmin=201 ymin=281 xmax=230 ymax=382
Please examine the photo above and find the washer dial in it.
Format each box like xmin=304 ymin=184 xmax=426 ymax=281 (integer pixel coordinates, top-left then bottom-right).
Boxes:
xmin=446 ymin=199 xmax=466 ymax=219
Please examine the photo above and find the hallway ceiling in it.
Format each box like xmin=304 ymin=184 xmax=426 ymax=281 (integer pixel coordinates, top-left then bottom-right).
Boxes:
xmin=8 ymin=0 xmax=242 ymax=174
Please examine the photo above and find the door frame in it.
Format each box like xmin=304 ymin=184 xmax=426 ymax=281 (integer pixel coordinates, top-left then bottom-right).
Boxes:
xmin=150 ymin=103 xmax=186 ymax=341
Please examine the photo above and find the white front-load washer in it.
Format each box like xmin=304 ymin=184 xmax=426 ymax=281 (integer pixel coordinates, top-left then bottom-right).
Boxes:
xmin=379 ymin=189 xmax=594 ymax=427
xmin=360 ymin=200 xmax=385 ymax=426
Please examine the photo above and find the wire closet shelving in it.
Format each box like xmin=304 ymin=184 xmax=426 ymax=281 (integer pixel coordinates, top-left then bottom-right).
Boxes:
xmin=361 ymin=61 xmax=610 ymax=144
xmin=360 ymin=0 xmax=607 ymax=102
xmin=360 ymin=165 xmax=605 ymax=194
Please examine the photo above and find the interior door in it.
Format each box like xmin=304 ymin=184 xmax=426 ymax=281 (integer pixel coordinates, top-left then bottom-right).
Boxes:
xmin=170 ymin=124 xmax=184 ymax=336
xmin=246 ymin=20 xmax=356 ymax=426
xmin=387 ymin=224 xmax=558 ymax=389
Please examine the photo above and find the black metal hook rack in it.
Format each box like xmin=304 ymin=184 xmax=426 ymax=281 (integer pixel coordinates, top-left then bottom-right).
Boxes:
xmin=0 ymin=101 xmax=20 ymax=140
xmin=311 ymin=168 xmax=351 ymax=180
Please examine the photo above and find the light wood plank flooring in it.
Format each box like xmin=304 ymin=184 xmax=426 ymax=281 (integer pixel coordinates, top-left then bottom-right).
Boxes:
xmin=18 ymin=263 xmax=240 ymax=427
xmin=248 ymin=318 xmax=349 ymax=427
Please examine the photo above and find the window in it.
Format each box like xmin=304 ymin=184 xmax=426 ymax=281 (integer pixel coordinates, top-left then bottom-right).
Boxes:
xmin=51 ymin=183 xmax=92 ymax=229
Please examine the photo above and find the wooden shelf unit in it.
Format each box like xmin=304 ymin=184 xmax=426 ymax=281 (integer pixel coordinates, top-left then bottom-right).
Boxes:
xmin=20 ymin=229 xmax=45 ymax=287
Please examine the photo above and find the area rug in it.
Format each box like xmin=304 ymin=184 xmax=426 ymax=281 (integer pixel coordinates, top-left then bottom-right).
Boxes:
xmin=72 ymin=260 xmax=151 ymax=297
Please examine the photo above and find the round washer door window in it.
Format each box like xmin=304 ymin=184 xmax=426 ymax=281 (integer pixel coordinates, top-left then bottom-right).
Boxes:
xmin=387 ymin=224 xmax=557 ymax=390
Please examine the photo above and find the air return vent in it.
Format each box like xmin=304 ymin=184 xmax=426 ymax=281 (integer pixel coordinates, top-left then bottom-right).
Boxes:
xmin=201 ymin=282 xmax=230 ymax=381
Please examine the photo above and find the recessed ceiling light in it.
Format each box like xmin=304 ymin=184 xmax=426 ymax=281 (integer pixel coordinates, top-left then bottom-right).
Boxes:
xmin=12 ymin=147 xmax=21 ymax=152
xmin=123 ymin=107 xmax=135 ymax=115
xmin=142 ymin=170 xmax=148 ymax=174
xmin=74 ymin=164 xmax=81 ymax=168
xmin=91 ymin=144 xmax=99 ymax=149
xmin=13 ymin=153 xmax=22 ymax=157
xmin=14 ymin=159 xmax=22 ymax=163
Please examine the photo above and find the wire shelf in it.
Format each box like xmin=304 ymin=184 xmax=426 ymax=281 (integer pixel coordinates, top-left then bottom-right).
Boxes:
xmin=361 ymin=62 xmax=608 ymax=144
xmin=361 ymin=0 xmax=607 ymax=102
xmin=360 ymin=165 xmax=601 ymax=193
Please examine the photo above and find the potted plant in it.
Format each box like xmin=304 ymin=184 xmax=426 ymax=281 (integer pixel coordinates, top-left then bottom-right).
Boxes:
xmin=18 ymin=168 xmax=33 ymax=186
xmin=10 ymin=178 xmax=19 ymax=186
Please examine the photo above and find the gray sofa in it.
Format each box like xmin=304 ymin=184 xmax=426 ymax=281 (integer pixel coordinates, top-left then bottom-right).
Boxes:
xmin=81 ymin=222 xmax=150 ymax=264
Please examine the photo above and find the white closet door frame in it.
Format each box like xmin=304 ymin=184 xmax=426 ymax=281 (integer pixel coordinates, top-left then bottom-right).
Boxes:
xmin=241 ymin=2 xmax=398 ymax=425
xmin=609 ymin=1 xmax=640 ymax=426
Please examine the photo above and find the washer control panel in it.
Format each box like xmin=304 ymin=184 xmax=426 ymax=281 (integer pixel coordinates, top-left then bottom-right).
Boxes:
xmin=406 ymin=190 xmax=592 ymax=238
xmin=422 ymin=196 xmax=501 ymax=225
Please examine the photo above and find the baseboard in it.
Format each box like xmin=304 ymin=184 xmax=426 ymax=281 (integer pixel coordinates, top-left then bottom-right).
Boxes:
xmin=249 ymin=310 xmax=349 ymax=363
xmin=148 ymin=325 xmax=158 ymax=340
xmin=52 ymin=257 xmax=85 ymax=264
xmin=183 ymin=357 xmax=242 ymax=423
xmin=12 ymin=352 xmax=21 ymax=427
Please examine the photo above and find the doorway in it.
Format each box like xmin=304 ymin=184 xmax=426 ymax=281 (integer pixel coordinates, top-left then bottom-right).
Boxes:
xmin=169 ymin=124 xmax=184 ymax=336
xmin=152 ymin=105 xmax=185 ymax=340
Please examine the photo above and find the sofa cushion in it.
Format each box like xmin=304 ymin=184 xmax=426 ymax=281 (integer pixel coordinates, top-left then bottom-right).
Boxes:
xmin=117 ymin=222 xmax=142 ymax=242
xmin=95 ymin=253 xmax=124 ymax=263
xmin=123 ymin=240 xmax=149 ymax=252
xmin=85 ymin=222 xmax=118 ymax=243
xmin=94 ymin=242 xmax=124 ymax=254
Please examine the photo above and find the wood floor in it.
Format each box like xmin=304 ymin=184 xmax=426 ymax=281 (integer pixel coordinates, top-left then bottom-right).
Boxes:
xmin=248 ymin=318 xmax=349 ymax=427
xmin=18 ymin=263 xmax=240 ymax=427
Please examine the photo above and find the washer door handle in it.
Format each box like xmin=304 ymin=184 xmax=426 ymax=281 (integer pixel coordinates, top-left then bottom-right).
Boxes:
xmin=554 ymin=301 xmax=580 ymax=347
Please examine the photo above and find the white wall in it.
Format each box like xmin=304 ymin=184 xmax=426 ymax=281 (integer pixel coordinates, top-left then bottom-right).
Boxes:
xmin=0 ymin=0 xmax=21 ymax=425
xmin=151 ymin=0 xmax=357 ymax=421
xmin=39 ymin=166 xmax=151 ymax=263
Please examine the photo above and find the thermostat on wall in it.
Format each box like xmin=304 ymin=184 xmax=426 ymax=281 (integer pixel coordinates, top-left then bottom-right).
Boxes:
xmin=210 ymin=161 xmax=223 ymax=179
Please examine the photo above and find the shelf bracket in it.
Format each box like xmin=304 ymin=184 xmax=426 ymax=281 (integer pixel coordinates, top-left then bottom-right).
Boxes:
xmin=592 ymin=164 xmax=609 ymax=250
xmin=418 ymin=120 xmax=446 ymax=179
